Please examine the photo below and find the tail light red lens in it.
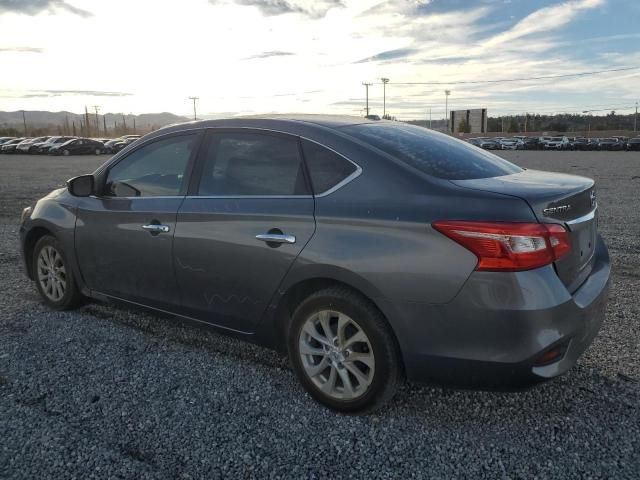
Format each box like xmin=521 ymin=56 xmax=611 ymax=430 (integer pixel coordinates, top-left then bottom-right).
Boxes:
xmin=432 ymin=221 xmax=571 ymax=272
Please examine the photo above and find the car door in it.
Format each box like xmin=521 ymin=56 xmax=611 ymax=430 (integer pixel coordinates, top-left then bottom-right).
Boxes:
xmin=74 ymin=131 xmax=202 ymax=310
xmin=173 ymin=129 xmax=315 ymax=332
xmin=68 ymin=139 xmax=81 ymax=154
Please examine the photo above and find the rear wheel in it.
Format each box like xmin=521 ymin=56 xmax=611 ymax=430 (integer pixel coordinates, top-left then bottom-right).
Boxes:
xmin=62 ymin=149 xmax=70 ymax=156
xmin=288 ymin=287 xmax=402 ymax=413
xmin=33 ymin=235 xmax=84 ymax=310
xmin=95 ymin=148 xmax=102 ymax=155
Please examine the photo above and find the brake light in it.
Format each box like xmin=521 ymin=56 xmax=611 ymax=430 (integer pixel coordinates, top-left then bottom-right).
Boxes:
xmin=432 ymin=221 xmax=571 ymax=272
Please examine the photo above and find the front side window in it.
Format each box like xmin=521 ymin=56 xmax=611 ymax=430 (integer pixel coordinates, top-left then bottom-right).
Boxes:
xmin=341 ymin=123 xmax=522 ymax=180
xmin=105 ymin=134 xmax=197 ymax=197
xmin=197 ymin=132 xmax=309 ymax=196
xmin=301 ymin=140 xmax=357 ymax=194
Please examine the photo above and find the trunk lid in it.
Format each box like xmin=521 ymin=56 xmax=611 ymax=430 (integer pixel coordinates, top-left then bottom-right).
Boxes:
xmin=452 ymin=169 xmax=597 ymax=292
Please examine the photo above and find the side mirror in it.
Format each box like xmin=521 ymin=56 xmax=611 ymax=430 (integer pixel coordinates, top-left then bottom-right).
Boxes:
xmin=67 ymin=175 xmax=95 ymax=197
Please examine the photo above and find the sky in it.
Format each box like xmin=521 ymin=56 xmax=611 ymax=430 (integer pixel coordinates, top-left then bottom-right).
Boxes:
xmin=0 ymin=0 xmax=639 ymax=120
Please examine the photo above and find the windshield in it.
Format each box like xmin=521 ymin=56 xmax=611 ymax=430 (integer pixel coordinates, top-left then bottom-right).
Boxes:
xmin=341 ymin=123 xmax=522 ymax=180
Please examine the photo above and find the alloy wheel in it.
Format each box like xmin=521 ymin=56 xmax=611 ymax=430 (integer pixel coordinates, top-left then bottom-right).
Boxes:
xmin=298 ymin=310 xmax=375 ymax=401
xmin=37 ymin=245 xmax=67 ymax=302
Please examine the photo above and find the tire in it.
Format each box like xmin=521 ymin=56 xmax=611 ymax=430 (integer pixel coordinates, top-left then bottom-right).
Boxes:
xmin=288 ymin=286 xmax=402 ymax=414
xmin=95 ymin=148 xmax=102 ymax=155
xmin=33 ymin=235 xmax=84 ymax=310
xmin=63 ymin=149 xmax=70 ymax=156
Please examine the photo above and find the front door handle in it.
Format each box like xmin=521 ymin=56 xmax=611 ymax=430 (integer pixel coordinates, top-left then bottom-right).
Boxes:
xmin=256 ymin=233 xmax=296 ymax=244
xmin=142 ymin=224 xmax=170 ymax=233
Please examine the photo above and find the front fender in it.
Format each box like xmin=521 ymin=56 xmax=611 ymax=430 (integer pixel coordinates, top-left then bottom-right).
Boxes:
xmin=20 ymin=189 xmax=82 ymax=288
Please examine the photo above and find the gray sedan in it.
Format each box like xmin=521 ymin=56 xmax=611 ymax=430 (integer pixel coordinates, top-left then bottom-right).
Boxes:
xmin=19 ymin=115 xmax=609 ymax=413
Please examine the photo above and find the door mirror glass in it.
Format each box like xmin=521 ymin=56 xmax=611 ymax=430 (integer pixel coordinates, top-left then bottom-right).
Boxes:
xmin=67 ymin=175 xmax=94 ymax=197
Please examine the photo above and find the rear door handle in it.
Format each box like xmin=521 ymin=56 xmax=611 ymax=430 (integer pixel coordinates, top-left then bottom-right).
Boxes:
xmin=255 ymin=233 xmax=296 ymax=244
xmin=142 ymin=224 xmax=170 ymax=233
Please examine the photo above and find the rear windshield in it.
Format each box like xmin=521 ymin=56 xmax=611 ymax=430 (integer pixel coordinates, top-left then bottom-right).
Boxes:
xmin=341 ymin=123 xmax=522 ymax=180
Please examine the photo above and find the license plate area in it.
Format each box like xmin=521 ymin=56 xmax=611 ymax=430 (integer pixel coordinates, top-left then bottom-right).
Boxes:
xmin=571 ymin=218 xmax=597 ymax=272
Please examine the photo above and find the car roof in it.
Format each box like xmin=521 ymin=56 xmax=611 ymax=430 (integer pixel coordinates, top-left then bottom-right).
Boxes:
xmin=161 ymin=114 xmax=377 ymax=133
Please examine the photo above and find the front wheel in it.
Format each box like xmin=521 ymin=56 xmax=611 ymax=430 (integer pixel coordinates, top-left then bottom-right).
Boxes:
xmin=33 ymin=235 xmax=84 ymax=310
xmin=288 ymin=287 xmax=402 ymax=413
xmin=95 ymin=148 xmax=102 ymax=155
xmin=62 ymin=149 xmax=70 ymax=156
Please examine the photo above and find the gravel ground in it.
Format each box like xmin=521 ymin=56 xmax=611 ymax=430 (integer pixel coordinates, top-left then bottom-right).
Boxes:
xmin=1 ymin=152 xmax=639 ymax=479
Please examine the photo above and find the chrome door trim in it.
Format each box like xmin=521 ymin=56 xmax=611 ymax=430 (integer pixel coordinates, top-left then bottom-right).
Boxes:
xmin=95 ymin=125 xmax=363 ymax=198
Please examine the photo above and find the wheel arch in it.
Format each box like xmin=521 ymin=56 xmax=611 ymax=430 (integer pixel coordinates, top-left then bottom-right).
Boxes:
xmin=23 ymin=225 xmax=56 ymax=280
xmin=257 ymin=271 xmax=405 ymax=375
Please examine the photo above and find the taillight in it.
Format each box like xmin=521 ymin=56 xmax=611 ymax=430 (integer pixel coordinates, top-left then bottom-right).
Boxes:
xmin=432 ymin=221 xmax=571 ymax=272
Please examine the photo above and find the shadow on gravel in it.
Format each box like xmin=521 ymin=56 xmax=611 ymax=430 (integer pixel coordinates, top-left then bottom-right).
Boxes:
xmin=77 ymin=299 xmax=639 ymax=422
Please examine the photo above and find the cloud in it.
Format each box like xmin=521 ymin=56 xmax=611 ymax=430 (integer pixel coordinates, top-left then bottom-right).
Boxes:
xmin=484 ymin=0 xmax=604 ymax=47
xmin=0 ymin=47 xmax=44 ymax=53
xmin=17 ymin=90 xmax=133 ymax=98
xmin=354 ymin=48 xmax=418 ymax=64
xmin=209 ymin=0 xmax=343 ymax=18
xmin=0 ymin=0 xmax=91 ymax=17
xmin=244 ymin=50 xmax=295 ymax=60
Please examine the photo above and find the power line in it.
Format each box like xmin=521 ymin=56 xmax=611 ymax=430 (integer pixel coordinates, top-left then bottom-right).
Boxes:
xmin=382 ymin=66 xmax=639 ymax=86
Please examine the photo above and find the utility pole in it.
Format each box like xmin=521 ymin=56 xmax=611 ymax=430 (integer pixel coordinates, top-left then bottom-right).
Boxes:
xmin=380 ymin=78 xmax=389 ymax=118
xmin=21 ymin=110 xmax=27 ymax=135
xmin=103 ymin=116 xmax=107 ymax=136
xmin=93 ymin=106 xmax=100 ymax=136
xmin=188 ymin=96 xmax=199 ymax=121
xmin=635 ymin=101 xmax=638 ymax=133
xmin=84 ymin=106 xmax=91 ymax=137
xmin=444 ymin=90 xmax=451 ymax=132
xmin=362 ymin=83 xmax=372 ymax=117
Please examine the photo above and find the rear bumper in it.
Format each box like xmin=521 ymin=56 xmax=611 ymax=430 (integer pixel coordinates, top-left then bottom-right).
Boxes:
xmin=383 ymin=236 xmax=610 ymax=389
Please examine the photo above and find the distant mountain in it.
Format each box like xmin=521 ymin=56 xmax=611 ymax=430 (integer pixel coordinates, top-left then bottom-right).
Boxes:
xmin=0 ymin=110 xmax=190 ymax=130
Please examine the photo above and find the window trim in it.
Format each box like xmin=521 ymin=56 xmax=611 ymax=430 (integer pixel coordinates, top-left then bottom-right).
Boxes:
xmin=299 ymin=137 xmax=362 ymax=197
xmin=95 ymin=130 xmax=204 ymax=199
xmin=94 ymin=126 xmax=363 ymax=200
xmin=187 ymin=127 xmax=362 ymax=199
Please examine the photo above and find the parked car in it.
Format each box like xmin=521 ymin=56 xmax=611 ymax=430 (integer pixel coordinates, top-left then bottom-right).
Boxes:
xmin=499 ymin=138 xmax=525 ymax=150
xmin=0 ymin=136 xmax=17 ymax=145
xmin=537 ymin=136 xmax=552 ymax=149
xmin=110 ymin=137 xmax=140 ymax=153
xmin=20 ymin=116 xmax=609 ymax=413
xmin=15 ymin=136 xmax=51 ymax=154
xmin=570 ymin=138 xmax=592 ymax=151
xmin=466 ymin=137 xmax=497 ymax=149
xmin=0 ymin=137 xmax=28 ymax=154
xmin=544 ymin=136 xmax=569 ymax=150
xmin=49 ymin=138 xmax=106 ymax=156
xmin=597 ymin=138 xmax=624 ymax=151
xmin=625 ymin=137 xmax=640 ymax=151
xmin=521 ymin=137 xmax=541 ymax=150
xmin=102 ymin=137 xmax=139 ymax=154
xmin=32 ymin=136 xmax=78 ymax=154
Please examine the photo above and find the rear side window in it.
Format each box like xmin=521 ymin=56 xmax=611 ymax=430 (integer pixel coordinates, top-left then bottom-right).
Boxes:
xmin=197 ymin=132 xmax=309 ymax=196
xmin=341 ymin=123 xmax=522 ymax=180
xmin=301 ymin=140 xmax=357 ymax=194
